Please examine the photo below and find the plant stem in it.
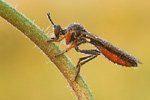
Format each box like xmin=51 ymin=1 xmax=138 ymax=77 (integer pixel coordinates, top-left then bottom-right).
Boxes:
xmin=0 ymin=0 xmax=95 ymax=100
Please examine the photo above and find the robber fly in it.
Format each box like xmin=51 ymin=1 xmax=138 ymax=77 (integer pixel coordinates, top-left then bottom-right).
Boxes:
xmin=45 ymin=13 xmax=142 ymax=81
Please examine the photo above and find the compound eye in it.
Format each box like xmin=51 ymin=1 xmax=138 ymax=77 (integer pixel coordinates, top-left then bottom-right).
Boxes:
xmin=54 ymin=25 xmax=62 ymax=39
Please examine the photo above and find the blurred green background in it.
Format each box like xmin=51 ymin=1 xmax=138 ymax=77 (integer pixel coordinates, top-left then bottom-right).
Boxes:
xmin=0 ymin=0 xmax=149 ymax=100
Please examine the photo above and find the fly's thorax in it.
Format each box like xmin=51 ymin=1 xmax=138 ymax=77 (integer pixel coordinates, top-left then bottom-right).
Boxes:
xmin=66 ymin=23 xmax=86 ymax=31
xmin=66 ymin=23 xmax=87 ymax=43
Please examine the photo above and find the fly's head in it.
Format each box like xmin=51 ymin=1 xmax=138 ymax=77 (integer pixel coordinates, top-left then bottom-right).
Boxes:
xmin=53 ymin=25 xmax=66 ymax=39
xmin=47 ymin=13 xmax=66 ymax=39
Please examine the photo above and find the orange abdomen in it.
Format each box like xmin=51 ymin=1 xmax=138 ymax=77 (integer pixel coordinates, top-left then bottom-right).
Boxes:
xmin=97 ymin=47 xmax=133 ymax=67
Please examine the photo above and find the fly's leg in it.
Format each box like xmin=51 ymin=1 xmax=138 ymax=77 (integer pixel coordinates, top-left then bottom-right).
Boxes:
xmin=74 ymin=43 xmax=101 ymax=81
xmin=75 ymin=42 xmax=101 ymax=55
xmin=74 ymin=55 xmax=98 ymax=81
xmin=76 ymin=55 xmax=92 ymax=68
xmin=45 ymin=33 xmax=68 ymax=44
xmin=54 ymin=42 xmax=77 ymax=57
xmin=45 ymin=38 xmax=57 ymax=44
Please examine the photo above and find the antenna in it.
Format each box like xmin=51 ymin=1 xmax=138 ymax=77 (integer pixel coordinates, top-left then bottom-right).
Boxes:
xmin=47 ymin=13 xmax=56 ymax=27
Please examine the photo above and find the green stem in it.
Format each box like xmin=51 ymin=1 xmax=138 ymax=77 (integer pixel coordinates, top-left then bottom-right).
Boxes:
xmin=0 ymin=0 xmax=95 ymax=100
